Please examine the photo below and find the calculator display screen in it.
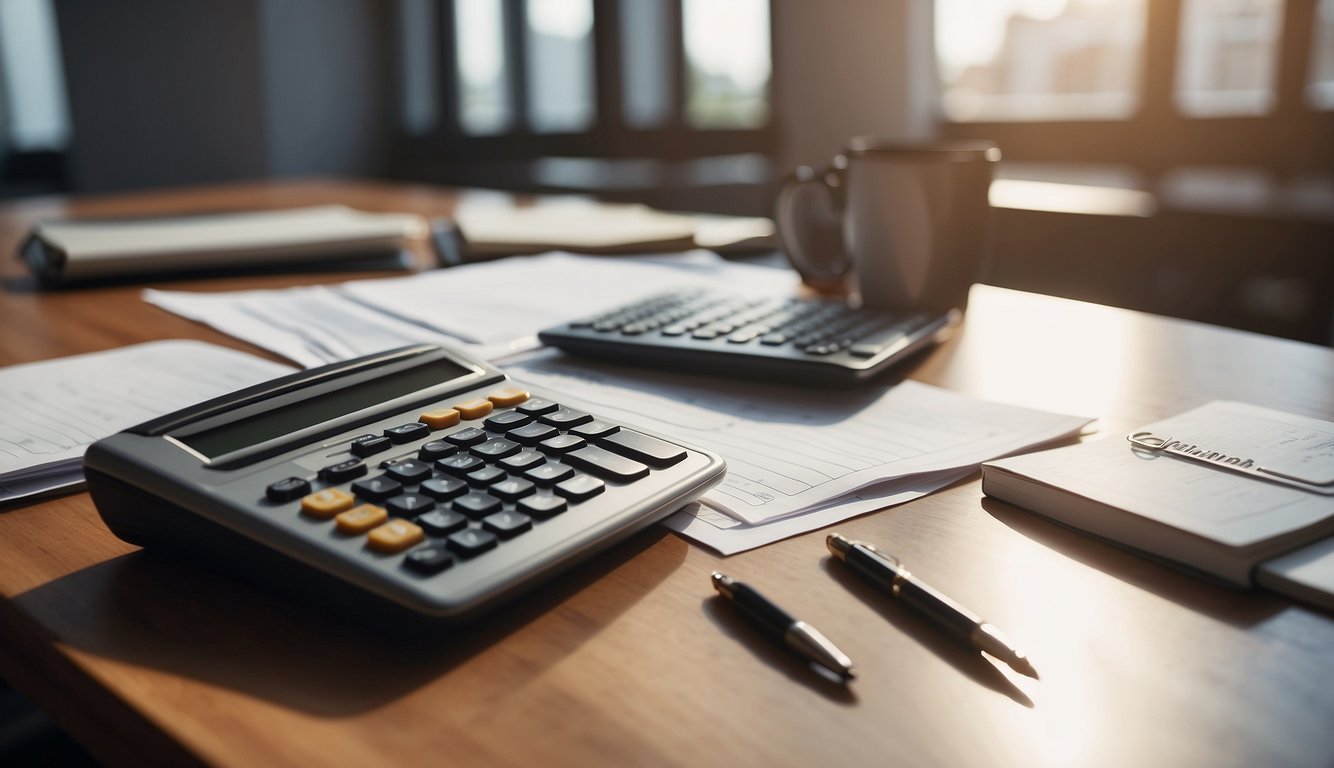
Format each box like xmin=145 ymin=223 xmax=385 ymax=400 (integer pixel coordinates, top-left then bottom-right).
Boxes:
xmin=176 ymin=357 xmax=472 ymax=459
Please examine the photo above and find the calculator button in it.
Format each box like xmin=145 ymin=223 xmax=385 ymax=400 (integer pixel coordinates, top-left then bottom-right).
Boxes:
xmin=404 ymin=545 xmax=454 ymax=575
xmin=517 ymin=397 xmax=559 ymax=416
xmin=336 ymin=503 xmax=388 ymax=534
xmin=539 ymin=434 xmax=587 ymax=454
xmin=420 ymin=476 xmax=467 ymax=500
xmin=555 ymin=474 xmax=606 ymax=502
xmin=600 ymin=430 xmax=687 ymax=467
xmin=565 ymin=445 xmax=650 ymax=481
xmin=300 ymin=488 xmax=356 ymax=519
xmin=487 ymin=387 xmax=529 ymax=407
xmin=517 ymin=494 xmax=567 ymax=520
xmin=383 ymin=459 xmax=433 ymax=484
xmin=484 ymin=410 xmax=532 ymax=431
xmin=759 ymin=333 xmax=789 ymax=345
xmin=350 ymin=475 xmax=404 ymax=502
xmin=524 ymin=462 xmax=574 ymax=487
xmin=489 ymin=478 xmax=536 ymax=502
xmin=483 ymin=510 xmax=533 ymax=538
xmin=571 ymin=420 xmax=619 ymax=439
xmin=499 ymin=449 xmax=546 ymax=472
xmin=466 ymin=466 xmax=506 ymax=487
xmin=453 ymin=398 xmax=494 ymax=419
xmin=419 ymin=408 xmax=461 ymax=429
xmin=539 ymin=408 xmax=593 ymax=428
xmin=415 ymin=509 xmax=469 ymax=536
xmin=386 ymin=493 xmax=436 ymax=517
xmin=446 ymin=427 xmax=488 ymax=447
xmin=453 ymin=492 xmax=502 ymax=518
xmin=266 ymin=477 xmax=311 ymax=502
xmin=472 ymin=438 xmax=521 ymax=460
xmin=350 ymin=434 xmax=392 ymax=457
xmin=385 ymin=422 xmax=430 ymax=443
xmin=509 ymin=422 xmax=558 ymax=446
xmin=418 ymin=440 xmax=458 ymax=461
xmin=848 ymin=326 xmax=910 ymax=358
xmin=367 ymin=518 xmax=424 ymax=553
xmin=437 ymin=454 xmax=485 ymax=475
xmin=319 ymin=459 xmax=366 ymax=484
xmin=447 ymin=529 xmax=498 ymax=558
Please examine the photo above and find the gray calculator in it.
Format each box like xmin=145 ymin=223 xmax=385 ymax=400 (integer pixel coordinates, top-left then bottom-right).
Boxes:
xmin=84 ymin=344 xmax=724 ymax=620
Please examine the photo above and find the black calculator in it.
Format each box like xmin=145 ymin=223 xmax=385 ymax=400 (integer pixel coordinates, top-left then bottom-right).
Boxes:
xmin=538 ymin=289 xmax=959 ymax=385
xmin=84 ymin=344 xmax=724 ymax=620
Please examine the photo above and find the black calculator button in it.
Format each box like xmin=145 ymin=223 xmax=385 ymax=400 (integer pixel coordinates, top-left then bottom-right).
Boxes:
xmin=565 ymin=445 xmax=650 ymax=482
xmin=453 ymin=492 xmax=502 ymax=518
xmin=466 ymin=465 xmax=507 ymax=487
xmin=471 ymin=438 xmax=521 ymax=460
xmin=517 ymin=494 xmax=567 ymax=520
xmin=601 ymin=430 xmax=687 ymax=467
xmin=760 ymin=333 xmax=789 ymax=345
xmin=385 ymin=422 xmax=430 ymax=444
xmin=483 ymin=510 xmax=533 ymax=538
xmin=539 ymin=408 xmax=593 ymax=428
xmin=509 ymin=422 xmax=558 ymax=446
xmin=539 ymin=434 xmax=586 ymax=454
xmin=517 ymin=397 xmax=559 ymax=416
xmin=350 ymin=434 xmax=392 ymax=457
xmin=445 ymin=427 xmax=488 ymax=447
xmin=319 ymin=459 xmax=366 ymax=484
xmin=266 ymin=477 xmax=310 ymax=502
xmin=418 ymin=440 xmax=458 ymax=461
xmin=484 ymin=411 xmax=532 ymax=431
xmin=499 ymin=449 xmax=546 ymax=472
xmin=404 ymin=545 xmax=454 ymax=575
xmin=447 ymin=529 xmax=498 ymax=557
xmin=437 ymin=454 xmax=485 ymax=476
xmin=351 ymin=475 xmax=403 ymax=502
xmin=554 ymin=474 xmax=605 ymax=502
xmin=489 ymin=478 xmax=536 ymax=502
xmin=524 ymin=462 xmax=574 ymax=487
xmin=415 ymin=509 xmax=468 ymax=537
xmin=420 ymin=476 xmax=467 ymax=500
xmin=848 ymin=326 xmax=910 ymax=358
xmin=571 ymin=419 xmax=619 ymax=439
xmin=386 ymin=493 xmax=435 ymax=517
xmin=383 ymin=459 xmax=433 ymax=484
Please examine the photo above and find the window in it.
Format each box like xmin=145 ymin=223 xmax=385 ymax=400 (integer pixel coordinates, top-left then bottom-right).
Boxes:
xmin=1176 ymin=0 xmax=1283 ymax=116
xmin=1310 ymin=0 xmax=1334 ymax=108
xmin=682 ymin=0 xmax=772 ymax=128
xmin=455 ymin=0 xmax=512 ymax=135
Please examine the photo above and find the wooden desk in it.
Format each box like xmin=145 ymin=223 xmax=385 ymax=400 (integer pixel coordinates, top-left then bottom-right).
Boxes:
xmin=1 ymin=180 xmax=1331 ymax=767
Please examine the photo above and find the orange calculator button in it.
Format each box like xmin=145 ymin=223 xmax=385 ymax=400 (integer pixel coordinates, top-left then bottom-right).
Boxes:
xmin=367 ymin=519 xmax=425 ymax=553
xmin=300 ymin=488 xmax=355 ymax=519
xmin=453 ymin=398 xmax=494 ymax=419
xmin=487 ymin=387 xmax=529 ymax=407
xmin=335 ymin=504 xmax=388 ymax=535
xmin=419 ymin=407 xmax=461 ymax=429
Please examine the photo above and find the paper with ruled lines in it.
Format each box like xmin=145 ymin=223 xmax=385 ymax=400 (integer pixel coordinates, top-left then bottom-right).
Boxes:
xmin=0 ymin=341 xmax=292 ymax=503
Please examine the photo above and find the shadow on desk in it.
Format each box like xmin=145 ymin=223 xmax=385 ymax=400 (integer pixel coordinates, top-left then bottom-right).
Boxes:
xmin=11 ymin=526 xmax=684 ymax=716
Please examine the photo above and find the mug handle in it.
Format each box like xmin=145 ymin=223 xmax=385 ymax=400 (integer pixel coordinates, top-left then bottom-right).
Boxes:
xmin=775 ymin=156 xmax=850 ymax=284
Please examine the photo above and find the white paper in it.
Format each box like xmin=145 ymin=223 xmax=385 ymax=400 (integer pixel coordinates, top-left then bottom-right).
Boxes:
xmin=0 ymin=341 xmax=293 ymax=502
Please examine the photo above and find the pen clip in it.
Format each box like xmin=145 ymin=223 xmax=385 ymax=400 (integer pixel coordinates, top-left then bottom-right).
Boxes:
xmin=1126 ymin=431 xmax=1334 ymax=495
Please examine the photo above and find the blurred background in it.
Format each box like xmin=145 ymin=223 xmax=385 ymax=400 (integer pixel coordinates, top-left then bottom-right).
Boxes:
xmin=0 ymin=0 xmax=1329 ymax=347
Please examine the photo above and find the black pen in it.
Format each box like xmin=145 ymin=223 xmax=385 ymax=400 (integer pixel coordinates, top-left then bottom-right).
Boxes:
xmin=710 ymin=572 xmax=856 ymax=682
xmin=826 ymin=534 xmax=1039 ymax=679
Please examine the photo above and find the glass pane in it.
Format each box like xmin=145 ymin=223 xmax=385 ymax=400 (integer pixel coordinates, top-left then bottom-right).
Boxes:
xmin=455 ymin=0 xmax=512 ymax=135
xmin=0 ymin=0 xmax=70 ymax=150
xmin=525 ymin=0 xmax=596 ymax=133
xmin=683 ymin=0 xmax=771 ymax=129
xmin=1175 ymin=0 xmax=1283 ymax=117
xmin=1310 ymin=0 xmax=1334 ymax=109
xmin=620 ymin=0 xmax=672 ymax=128
xmin=935 ymin=0 xmax=1146 ymax=122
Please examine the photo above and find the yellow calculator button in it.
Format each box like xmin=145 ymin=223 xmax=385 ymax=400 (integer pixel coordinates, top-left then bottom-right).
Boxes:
xmin=419 ymin=407 xmax=461 ymax=429
xmin=300 ymin=488 xmax=356 ymax=519
xmin=367 ymin=518 xmax=425 ymax=553
xmin=453 ymin=398 xmax=494 ymax=419
xmin=335 ymin=504 xmax=388 ymax=535
xmin=487 ymin=387 xmax=529 ymax=407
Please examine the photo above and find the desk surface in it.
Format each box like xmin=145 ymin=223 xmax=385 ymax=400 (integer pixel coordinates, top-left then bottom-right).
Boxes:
xmin=1 ymin=179 xmax=1332 ymax=768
